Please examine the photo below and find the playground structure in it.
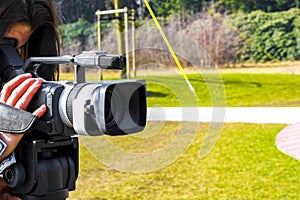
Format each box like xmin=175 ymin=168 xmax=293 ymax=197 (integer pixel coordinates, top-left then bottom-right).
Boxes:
xmin=95 ymin=7 xmax=136 ymax=79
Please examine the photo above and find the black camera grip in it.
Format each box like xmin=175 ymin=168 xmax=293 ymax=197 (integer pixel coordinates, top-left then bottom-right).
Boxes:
xmin=0 ymin=103 xmax=47 ymax=134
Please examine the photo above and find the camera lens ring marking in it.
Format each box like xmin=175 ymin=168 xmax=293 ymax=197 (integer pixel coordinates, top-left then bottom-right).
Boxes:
xmin=58 ymin=81 xmax=74 ymax=127
xmin=72 ymin=83 xmax=102 ymax=135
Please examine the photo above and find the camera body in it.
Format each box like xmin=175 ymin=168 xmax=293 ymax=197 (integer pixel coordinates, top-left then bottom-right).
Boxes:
xmin=27 ymin=82 xmax=73 ymax=136
xmin=0 ymin=38 xmax=147 ymax=199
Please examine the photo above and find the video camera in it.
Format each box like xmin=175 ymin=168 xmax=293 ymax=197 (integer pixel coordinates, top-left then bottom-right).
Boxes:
xmin=0 ymin=38 xmax=147 ymax=200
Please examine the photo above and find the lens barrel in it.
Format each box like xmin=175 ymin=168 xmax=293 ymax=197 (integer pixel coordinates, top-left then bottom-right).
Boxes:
xmin=59 ymin=80 xmax=146 ymax=136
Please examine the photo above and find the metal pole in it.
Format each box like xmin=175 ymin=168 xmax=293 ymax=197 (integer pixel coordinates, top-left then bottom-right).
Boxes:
xmin=114 ymin=0 xmax=126 ymax=79
xmin=114 ymin=0 xmax=124 ymax=56
xmin=96 ymin=10 xmax=101 ymax=51
xmin=124 ymin=7 xmax=130 ymax=79
xmin=131 ymin=9 xmax=136 ymax=77
xmin=96 ymin=10 xmax=103 ymax=80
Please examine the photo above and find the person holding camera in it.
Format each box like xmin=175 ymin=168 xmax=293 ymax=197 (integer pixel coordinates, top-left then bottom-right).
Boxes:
xmin=0 ymin=0 xmax=60 ymax=199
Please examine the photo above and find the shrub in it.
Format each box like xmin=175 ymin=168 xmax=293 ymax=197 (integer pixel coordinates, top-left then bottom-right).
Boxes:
xmin=231 ymin=8 xmax=300 ymax=63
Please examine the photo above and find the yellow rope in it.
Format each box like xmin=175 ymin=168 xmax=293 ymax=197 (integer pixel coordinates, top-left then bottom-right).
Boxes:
xmin=143 ymin=0 xmax=196 ymax=95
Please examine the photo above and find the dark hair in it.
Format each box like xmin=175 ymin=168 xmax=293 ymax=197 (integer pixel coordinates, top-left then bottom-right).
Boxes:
xmin=0 ymin=0 xmax=60 ymax=81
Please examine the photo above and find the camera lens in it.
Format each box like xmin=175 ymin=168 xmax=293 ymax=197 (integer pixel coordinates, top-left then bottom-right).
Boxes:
xmin=105 ymin=85 xmax=123 ymax=132
xmin=62 ymin=81 xmax=146 ymax=136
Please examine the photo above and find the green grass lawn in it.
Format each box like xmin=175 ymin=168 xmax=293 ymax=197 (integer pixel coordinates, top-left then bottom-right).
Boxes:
xmin=221 ymin=73 xmax=300 ymax=106
xmin=60 ymin=72 xmax=300 ymax=107
xmin=60 ymin=72 xmax=300 ymax=199
xmin=70 ymin=123 xmax=300 ymax=199
xmin=144 ymin=73 xmax=300 ymax=107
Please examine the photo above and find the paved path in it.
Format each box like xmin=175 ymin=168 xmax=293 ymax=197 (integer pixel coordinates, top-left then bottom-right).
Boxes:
xmin=276 ymin=122 xmax=300 ymax=161
xmin=147 ymin=107 xmax=300 ymax=124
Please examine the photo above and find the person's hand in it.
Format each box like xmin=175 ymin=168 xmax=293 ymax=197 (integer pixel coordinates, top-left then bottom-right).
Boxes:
xmin=0 ymin=73 xmax=47 ymax=159
xmin=0 ymin=73 xmax=46 ymax=116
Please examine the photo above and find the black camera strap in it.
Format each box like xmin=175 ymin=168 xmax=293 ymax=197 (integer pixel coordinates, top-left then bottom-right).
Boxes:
xmin=0 ymin=103 xmax=50 ymax=134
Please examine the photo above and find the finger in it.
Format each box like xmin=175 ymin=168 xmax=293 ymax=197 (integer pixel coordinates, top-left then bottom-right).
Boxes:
xmin=5 ymin=78 xmax=36 ymax=106
xmin=12 ymin=197 xmax=21 ymax=200
xmin=32 ymin=104 xmax=47 ymax=118
xmin=15 ymin=79 xmax=43 ymax=110
xmin=0 ymin=73 xmax=32 ymax=103
xmin=11 ymin=197 xmax=22 ymax=200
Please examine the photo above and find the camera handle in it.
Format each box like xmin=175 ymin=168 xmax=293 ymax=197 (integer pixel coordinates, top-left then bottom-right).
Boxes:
xmin=3 ymin=135 xmax=79 ymax=200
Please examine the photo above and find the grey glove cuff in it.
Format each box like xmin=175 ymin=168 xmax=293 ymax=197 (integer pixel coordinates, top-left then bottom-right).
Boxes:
xmin=0 ymin=102 xmax=51 ymax=134
xmin=0 ymin=102 xmax=38 ymax=134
